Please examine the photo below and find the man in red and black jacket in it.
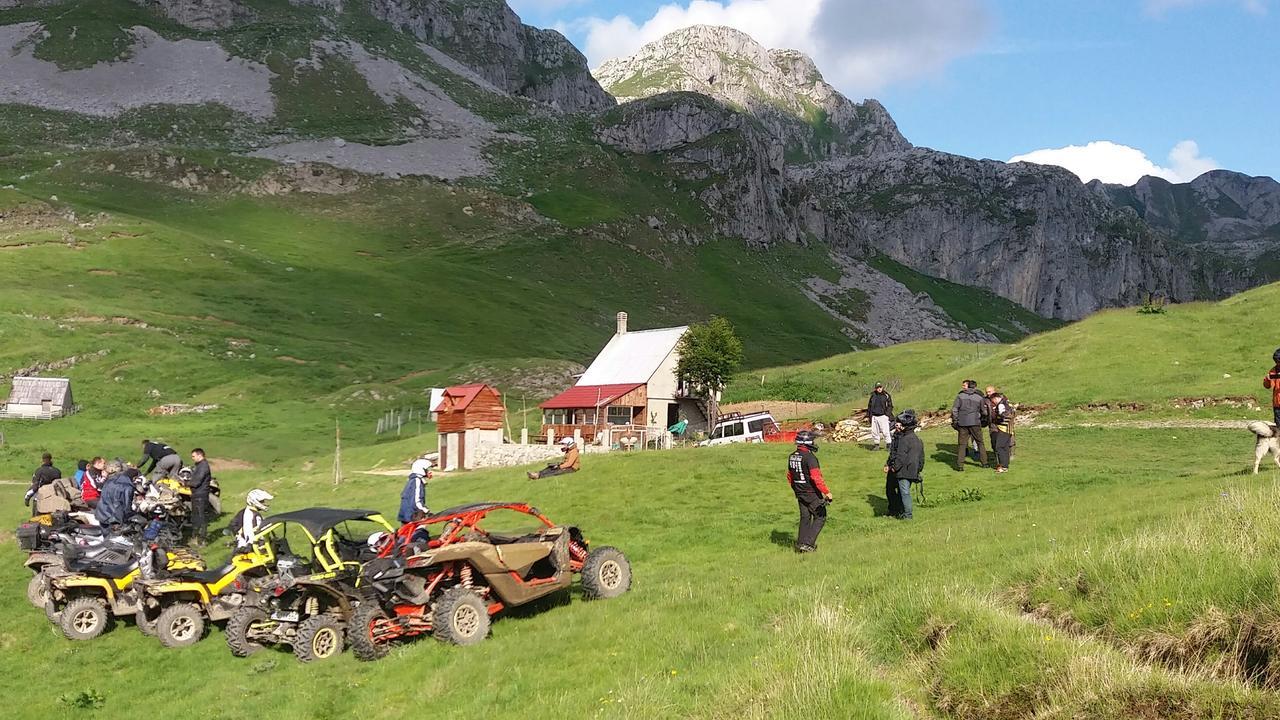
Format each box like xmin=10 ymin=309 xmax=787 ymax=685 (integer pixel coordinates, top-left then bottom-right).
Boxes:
xmin=787 ymin=430 xmax=833 ymax=553
xmin=1265 ymin=348 xmax=1280 ymax=428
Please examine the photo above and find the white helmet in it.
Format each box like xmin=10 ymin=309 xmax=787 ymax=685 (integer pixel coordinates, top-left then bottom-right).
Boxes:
xmin=367 ymin=531 xmax=392 ymax=554
xmin=559 ymin=437 xmax=576 ymax=447
xmin=246 ymin=488 xmax=274 ymax=512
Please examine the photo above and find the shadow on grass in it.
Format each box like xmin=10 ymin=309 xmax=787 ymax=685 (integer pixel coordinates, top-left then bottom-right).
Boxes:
xmin=866 ymin=493 xmax=889 ymax=517
xmin=932 ymin=443 xmax=989 ymax=471
xmin=768 ymin=529 xmax=794 ymax=549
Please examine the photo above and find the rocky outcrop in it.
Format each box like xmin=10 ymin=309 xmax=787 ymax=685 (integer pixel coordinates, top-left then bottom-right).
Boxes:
xmin=595 ymin=25 xmax=909 ymax=161
xmin=131 ymin=0 xmax=250 ymax=30
xmin=368 ymin=0 xmax=614 ymax=113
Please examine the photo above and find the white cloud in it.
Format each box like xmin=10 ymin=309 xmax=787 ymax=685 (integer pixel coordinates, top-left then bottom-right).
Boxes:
xmin=1144 ymin=0 xmax=1268 ymax=16
xmin=576 ymin=0 xmax=989 ymax=98
xmin=1008 ymin=140 xmax=1220 ymax=185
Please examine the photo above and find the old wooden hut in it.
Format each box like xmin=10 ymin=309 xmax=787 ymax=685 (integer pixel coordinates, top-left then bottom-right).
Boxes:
xmin=436 ymin=384 xmax=504 ymax=471
xmin=1 ymin=377 xmax=75 ymax=419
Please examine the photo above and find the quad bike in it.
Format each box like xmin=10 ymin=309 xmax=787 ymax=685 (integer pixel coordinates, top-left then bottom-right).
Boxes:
xmin=133 ymin=517 xmax=288 ymax=649
xmin=224 ymin=509 xmax=394 ymax=663
xmin=350 ymin=502 xmax=631 ymax=660
xmin=44 ymin=540 xmax=205 ymax=641
xmin=140 ymin=470 xmax=221 ymax=539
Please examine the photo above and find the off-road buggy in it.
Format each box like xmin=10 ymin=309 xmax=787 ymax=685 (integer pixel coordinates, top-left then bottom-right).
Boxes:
xmin=43 ymin=539 xmax=205 ymax=641
xmin=223 ymin=508 xmax=395 ymax=663
xmin=350 ymin=502 xmax=631 ymax=660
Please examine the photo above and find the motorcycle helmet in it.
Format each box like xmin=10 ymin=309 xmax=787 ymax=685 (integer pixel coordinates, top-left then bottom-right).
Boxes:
xmin=896 ymin=410 xmax=919 ymax=428
xmin=367 ymin=531 xmax=393 ymax=555
xmin=795 ymin=429 xmax=817 ymax=449
xmin=177 ymin=467 xmax=193 ymax=484
xmin=246 ymin=488 xmax=274 ymax=512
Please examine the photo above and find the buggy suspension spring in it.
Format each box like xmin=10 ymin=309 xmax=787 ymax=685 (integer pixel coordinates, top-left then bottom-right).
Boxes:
xmin=460 ymin=564 xmax=473 ymax=589
xmin=305 ymin=596 xmax=319 ymax=617
xmin=569 ymin=541 xmax=588 ymax=563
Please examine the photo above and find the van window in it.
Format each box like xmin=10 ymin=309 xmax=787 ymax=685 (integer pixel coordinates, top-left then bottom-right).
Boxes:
xmin=747 ymin=419 xmax=766 ymax=434
xmin=724 ymin=422 xmax=744 ymax=438
xmin=711 ymin=425 xmax=724 ymax=439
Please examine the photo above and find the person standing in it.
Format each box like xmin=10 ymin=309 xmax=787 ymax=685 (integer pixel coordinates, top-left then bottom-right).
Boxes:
xmin=950 ymin=380 xmax=989 ymax=470
xmin=81 ymin=456 xmax=106 ymax=509
xmin=187 ymin=448 xmax=213 ymax=544
xmin=986 ymin=387 xmax=1014 ymax=474
xmin=884 ymin=411 xmax=925 ymax=520
xmin=867 ymin=382 xmax=895 ymax=451
xmin=787 ymin=430 xmax=832 ymax=553
xmin=1265 ymin=348 xmax=1280 ymax=428
xmin=23 ymin=453 xmax=62 ymax=508
xmin=138 ymin=439 xmax=181 ymax=481
xmin=398 ymin=455 xmax=435 ymax=524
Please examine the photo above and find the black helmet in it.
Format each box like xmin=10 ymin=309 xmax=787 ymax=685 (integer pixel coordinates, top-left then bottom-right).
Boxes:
xmin=896 ymin=410 xmax=918 ymax=428
xmin=795 ymin=429 xmax=817 ymax=448
xmin=1273 ymin=348 xmax=1280 ymax=365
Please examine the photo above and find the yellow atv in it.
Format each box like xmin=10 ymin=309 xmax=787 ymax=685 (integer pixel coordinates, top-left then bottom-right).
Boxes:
xmin=44 ymin=545 xmax=205 ymax=641
xmin=133 ymin=521 xmax=285 ymax=649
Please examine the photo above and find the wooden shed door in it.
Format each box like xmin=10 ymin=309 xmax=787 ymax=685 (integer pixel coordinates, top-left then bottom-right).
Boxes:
xmin=458 ymin=433 xmax=467 ymax=470
xmin=41 ymin=400 xmax=52 ymax=413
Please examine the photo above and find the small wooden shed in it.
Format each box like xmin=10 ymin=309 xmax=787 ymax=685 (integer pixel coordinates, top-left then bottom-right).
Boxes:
xmin=1 ymin=377 xmax=75 ymax=419
xmin=436 ymin=384 xmax=504 ymax=471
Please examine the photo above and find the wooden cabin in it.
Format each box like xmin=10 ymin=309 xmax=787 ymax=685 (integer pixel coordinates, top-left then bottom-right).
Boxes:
xmin=436 ymin=384 xmax=504 ymax=471
xmin=1 ymin=377 xmax=76 ymax=420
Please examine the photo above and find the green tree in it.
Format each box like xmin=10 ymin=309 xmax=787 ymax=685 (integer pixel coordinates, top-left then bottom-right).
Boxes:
xmin=676 ymin=316 xmax=744 ymax=430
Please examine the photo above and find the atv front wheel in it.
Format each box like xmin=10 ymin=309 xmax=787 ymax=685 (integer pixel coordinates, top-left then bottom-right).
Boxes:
xmin=349 ymin=603 xmax=391 ymax=661
xmin=432 ymin=586 xmax=490 ymax=646
xmin=26 ymin=571 xmax=49 ymax=609
xmin=156 ymin=603 xmax=206 ymax=648
xmin=225 ymin=607 xmax=269 ymax=657
xmin=294 ymin=614 xmax=345 ymax=663
xmin=60 ymin=597 xmax=109 ymax=641
xmin=581 ymin=547 xmax=632 ymax=600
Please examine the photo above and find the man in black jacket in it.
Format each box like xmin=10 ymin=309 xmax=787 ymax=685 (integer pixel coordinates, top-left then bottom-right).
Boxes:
xmin=187 ymin=448 xmax=213 ymax=543
xmin=950 ymin=380 xmax=989 ymax=470
xmin=23 ymin=453 xmax=62 ymax=507
xmin=884 ymin=411 xmax=925 ymax=520
xmin=867 ymin=382 xmax=894 ymax=451
xmin=138 ymin=439 xmax=181 ymax=481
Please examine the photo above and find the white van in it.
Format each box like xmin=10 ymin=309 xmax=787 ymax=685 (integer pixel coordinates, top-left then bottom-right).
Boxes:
xmin=701 ymin=411 xmax=779 ymax=446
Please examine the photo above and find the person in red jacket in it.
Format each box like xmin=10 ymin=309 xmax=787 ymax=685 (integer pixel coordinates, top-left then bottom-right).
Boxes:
xmin=787 ymin=430 xmax=833 ymax=553
xmin=81 ymin=456 xmax=106 ymax=508
xmin=1265 ymin=348 xmax=1280 ymax=427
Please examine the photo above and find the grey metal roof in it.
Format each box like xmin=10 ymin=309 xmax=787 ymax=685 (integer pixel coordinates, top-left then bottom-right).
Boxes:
xmin=6 ymin=376 xmax=72 ymax=405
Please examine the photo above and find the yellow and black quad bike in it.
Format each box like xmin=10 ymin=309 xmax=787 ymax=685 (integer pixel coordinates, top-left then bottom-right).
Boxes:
xmin=133 ymin=519 xmax=286 ymax=649
xmin=225 ymin=508 xmax=394 ymax=663
xmin=44 ymin=543 xmax=205 ymax=641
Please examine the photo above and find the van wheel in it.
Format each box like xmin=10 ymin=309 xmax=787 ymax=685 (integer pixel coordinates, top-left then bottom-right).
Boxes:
xmin=60 ymin=597 xmax=109 ymax=641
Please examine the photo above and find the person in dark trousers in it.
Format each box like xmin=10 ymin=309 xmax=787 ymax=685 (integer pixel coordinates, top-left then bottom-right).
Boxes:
xmin=138 ymin=439 xmax=181 ymax=481
xmin=867 ymin=382 xmax=894 ymax=451
xmin=950 ymin=380 xmax=989 ymax=470
xmin=986 ymin=386 xmax=1014 ymax=473
xmin=398 ymin=455 xmax=435 ymax=524
xmin=23 ymin=453 xmax=62 ymax=507
xmin=1265 ymin=348 xmax=1280 ymax=428
xmin=528 ymin=438 xmax=581 ymax=480
xmin=787 ymin=430 xmax=832 ymax=553
xmin=187 ymin=448 xmax=213 ymax=543
xmin=884 ymin=410 xmax=925 ymax=520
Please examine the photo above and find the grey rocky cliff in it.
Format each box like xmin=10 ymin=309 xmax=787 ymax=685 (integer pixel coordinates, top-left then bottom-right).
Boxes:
xmin=595 ymin=25 xmax=909 ymax=161
xmin=131 ymin=0 xmax=250 ymax=30
xmin=368 ymin=0 xmax=614 ymax=113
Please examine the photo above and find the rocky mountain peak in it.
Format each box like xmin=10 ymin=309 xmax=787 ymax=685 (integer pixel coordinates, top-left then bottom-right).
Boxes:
xmin=595 ymin=24 xmax=909 ymax=160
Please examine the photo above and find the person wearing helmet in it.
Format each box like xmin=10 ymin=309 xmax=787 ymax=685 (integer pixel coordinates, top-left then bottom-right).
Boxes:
xmin=867 ymin=382 xmax=894 ymax=451
xmin=884 ymin=410 xmax=925 ymax=520
xmin=527 ymin=437 xmax=581 ymax=480
xmin=398 ymin=454 xmax=435 ymax=524
xmin=1265 ymin=349 xmax=1280 ymax=428
xmin=787 ymin=429 xmax=832 ymax=553
xmin=230 ymin=489 xmax=273 ymax=551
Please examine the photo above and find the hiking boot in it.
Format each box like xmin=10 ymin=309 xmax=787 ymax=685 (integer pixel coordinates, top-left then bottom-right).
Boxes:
xmin=526 ymin=471 xmax=537 ymax=480
xmin=794 ymin=543 xmax=816 ymax=554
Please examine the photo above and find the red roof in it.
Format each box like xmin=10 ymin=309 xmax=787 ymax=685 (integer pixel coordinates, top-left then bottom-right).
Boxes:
xmin=441 ymin=384 xmax=496 ymax=410
xmin=539 ymin=383 xmax=643 ymax=410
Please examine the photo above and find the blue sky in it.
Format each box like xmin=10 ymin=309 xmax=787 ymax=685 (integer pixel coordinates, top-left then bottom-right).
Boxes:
xmin=510 ymin=0 xmax=1278 ymax=183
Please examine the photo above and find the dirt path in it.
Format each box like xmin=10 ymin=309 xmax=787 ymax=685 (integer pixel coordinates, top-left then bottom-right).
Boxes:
xmin=1031 ymin=419 xmax=1249 ymax=430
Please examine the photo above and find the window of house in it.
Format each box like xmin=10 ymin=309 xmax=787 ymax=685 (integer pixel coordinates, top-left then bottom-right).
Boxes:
xmin=543 ymin=410 xmax=567 ymax=425
xmin=606 ymin=406 xmax=632 ymax=425
xmin=573 ymin=409 xmax=598 ymax=426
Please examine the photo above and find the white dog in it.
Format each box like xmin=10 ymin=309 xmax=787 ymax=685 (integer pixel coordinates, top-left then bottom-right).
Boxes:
xmin=1248 ymin=421 xmax=1280 ymax=474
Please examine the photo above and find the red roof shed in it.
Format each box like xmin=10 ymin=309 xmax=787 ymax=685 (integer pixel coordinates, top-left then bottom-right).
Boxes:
xmin=437 ymin=384 xmax=504 ymax=433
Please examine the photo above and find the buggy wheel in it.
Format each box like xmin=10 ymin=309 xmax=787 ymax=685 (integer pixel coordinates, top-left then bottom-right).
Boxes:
xmin=60 ymin=597 xmax=109 ymax=641
xmin=294 ymin=614 xmax=345 ymax=663
xmin=27 ymin=571 xmax=50 ymax=609
xmin=156 ymin=602 xmax=206 ymax=648
xmin=349 ymin=603 xmax=392 ymax=661
xmin=432 ymin=586 xmax=490 ymax=646
xmin=581 ymin=547 xmax=632 ymax=600
xmin=226 ymin=607 xmax=269 ymax=657
xmin=135 ymin=607 xmax=158 ymax=637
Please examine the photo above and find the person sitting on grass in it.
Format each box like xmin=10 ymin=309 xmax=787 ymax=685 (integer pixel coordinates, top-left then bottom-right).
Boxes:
xmin=528 ymin=438 xmax=580 ymax=480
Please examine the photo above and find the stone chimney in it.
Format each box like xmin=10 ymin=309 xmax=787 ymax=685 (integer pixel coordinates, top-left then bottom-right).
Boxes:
xmin=616 ymin=311 xmax=628 ymax=335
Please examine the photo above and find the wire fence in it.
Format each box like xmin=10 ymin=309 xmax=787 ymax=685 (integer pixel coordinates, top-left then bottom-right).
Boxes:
xmin=375 ymin=407 xmax=428 ymax=436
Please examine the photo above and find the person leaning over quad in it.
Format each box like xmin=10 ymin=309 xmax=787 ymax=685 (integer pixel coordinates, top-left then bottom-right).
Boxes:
xmin=951 ymin=380 xmax=989 ymax=470
xmin=22 ymin=452 xmax=62 ymax=508
xmin=1265 ymin=348 xmax=1280 ymax=428
xmin=138 ymin=439 xmax=181 ymax=481
xmin=528 ymin=437 xmax=581 ymax=480
xmin=986 ymin=387 xmax=1014 ymax=473
xmin=884 ymin=411 xmax=924 ymax=520
xmin=867 ymin=381 xmax=895 ymax=451
xmin=94 ymin=459 xmax=138 ymax=528
xmin=398 ymin=455 xmax=435 ymax=524
xmin=187 ymin=448 xmax=213 ymax=544
xmin=788 ymin=430 xmax=832 ymax=553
